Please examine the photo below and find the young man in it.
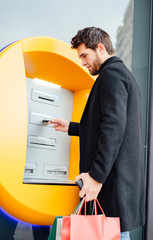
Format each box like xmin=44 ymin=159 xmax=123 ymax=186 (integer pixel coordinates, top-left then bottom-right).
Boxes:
xmin=50 ymin=27 xmax=145 ymax=240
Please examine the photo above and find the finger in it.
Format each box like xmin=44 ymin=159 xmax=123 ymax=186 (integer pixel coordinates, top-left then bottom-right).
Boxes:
xmin=54 ymin=126 xmax=62 ymax=131
xmin=50 ymin=118 xmax=60 ymax=124
xmin=53 ymin=127 xmax=59 ymax=131
xmin=75 ymin=174 xmax=81 ymax=181
xmin=75 ymin=174 xmax=82 ymax=182
xmin=79 ymin=190 xmax=86 ymax=198
xmin=85 ymin=194 xmax=91 ymax=202
xmin=90 ymin=194 xmax=97 ymax=201
xmin=51 ymin=124 xmax=58 ymax=127
xmin=45 ymin=121 xmax=51 ymax=125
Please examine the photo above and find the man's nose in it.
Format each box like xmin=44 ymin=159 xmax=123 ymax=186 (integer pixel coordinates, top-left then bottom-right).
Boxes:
xmin=82 ymin=60 xmax=86 ymax=66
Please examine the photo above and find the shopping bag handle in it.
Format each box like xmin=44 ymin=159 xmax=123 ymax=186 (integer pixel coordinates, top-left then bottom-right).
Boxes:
xmin=77 ymin=197 xmax=107 ymax=220
xmin=77 ymin=197 xmax=86 ymax=215
xmin=71 ymin=198 xmax=84 ymax=214
xmin=94 ymin=199 xmax=106 ymax=218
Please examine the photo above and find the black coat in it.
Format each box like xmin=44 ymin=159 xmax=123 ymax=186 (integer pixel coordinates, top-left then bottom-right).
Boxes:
xmin=68 ymin=56 xmax=145 ymax=232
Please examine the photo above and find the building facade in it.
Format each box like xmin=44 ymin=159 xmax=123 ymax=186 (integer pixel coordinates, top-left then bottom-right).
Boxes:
xmin=115 ymin=0 xmax=133 ymax=70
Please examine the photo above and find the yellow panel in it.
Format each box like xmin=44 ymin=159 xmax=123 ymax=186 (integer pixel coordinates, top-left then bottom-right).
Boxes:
xmin=69 ymin=89 xmax=90 ymax=180
xmin=0 ymin=42 xmax=27 ymax=186
xmin=23 ymin=52 xmax=93 ymax=91
xmin=0 ymin=37 xmax=94 ymax=225
xmin=22 ymin=37 xmax=95 ymax=91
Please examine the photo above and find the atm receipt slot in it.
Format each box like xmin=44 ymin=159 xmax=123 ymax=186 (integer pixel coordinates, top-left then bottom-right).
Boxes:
xmin=28 ymin=135 xmax=56 ymax=150
xmin=32 ymin=89 xmax=60 ymax=106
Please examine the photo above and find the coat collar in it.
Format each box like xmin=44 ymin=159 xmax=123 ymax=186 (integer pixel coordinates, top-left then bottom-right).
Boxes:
xmin=100 ymin=56 xmax=123 ymax=72
xmin=80 ymin=56 xmax=123 ymax=123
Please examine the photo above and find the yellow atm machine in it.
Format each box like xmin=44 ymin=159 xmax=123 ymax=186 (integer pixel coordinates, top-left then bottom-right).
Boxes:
xmin=0 ymin=37 xmax=94 ymax=225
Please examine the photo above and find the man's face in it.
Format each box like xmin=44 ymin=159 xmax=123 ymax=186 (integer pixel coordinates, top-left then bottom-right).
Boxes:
xmin=77 ymin=43 xmax=102 ymax=76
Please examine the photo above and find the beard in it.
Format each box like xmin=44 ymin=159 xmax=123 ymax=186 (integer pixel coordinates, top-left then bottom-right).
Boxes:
xmin=89 ymin=57 xmax=101 ymax=76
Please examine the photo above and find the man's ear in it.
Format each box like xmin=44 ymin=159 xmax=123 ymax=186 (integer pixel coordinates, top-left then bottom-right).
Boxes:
xmin=97 ymin=43 xmax=106 ymax=52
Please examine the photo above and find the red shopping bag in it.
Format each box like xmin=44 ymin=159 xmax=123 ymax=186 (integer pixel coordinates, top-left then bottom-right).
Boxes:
xmin=61 ymin=216 xmax=70 ymax=240
xmin=61 ymin=199 xmax=85 ymax=240
xmin=61 ymin=197 xmax=120 ymax=240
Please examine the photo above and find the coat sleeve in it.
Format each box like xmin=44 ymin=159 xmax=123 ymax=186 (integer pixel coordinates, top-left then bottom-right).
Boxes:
xmin=89 ymin=68 xmax=129 ymax=183
xmin=68 ymin=122 xmax=80 ymax=136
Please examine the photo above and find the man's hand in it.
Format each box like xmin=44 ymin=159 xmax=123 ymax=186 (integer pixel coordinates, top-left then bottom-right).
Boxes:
xmin=75 ymin=173 xmax=102 ymax=202
xmin=49 ymin=118 xmax=70 ymax=132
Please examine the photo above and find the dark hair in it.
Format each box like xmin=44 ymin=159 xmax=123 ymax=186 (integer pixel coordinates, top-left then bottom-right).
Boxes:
xmin=71 ymin=27 xmax=115 ymax=55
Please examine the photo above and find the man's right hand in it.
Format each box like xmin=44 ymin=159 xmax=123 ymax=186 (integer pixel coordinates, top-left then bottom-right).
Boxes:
xmin=49 ymin=118 xmax=70 ymax=132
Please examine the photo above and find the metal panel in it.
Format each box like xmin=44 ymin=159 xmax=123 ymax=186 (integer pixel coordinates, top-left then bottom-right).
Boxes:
xmin=145 ymin=0 xmax=153 ymax=239
xmin=23 ymin=77 xmax=74 ymax=183
xmin=131 ymin=0 xmax=152 ymax=239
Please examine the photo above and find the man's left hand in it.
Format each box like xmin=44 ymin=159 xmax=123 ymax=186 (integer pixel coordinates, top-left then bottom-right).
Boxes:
xmin=75 ymin=173 xmax=102 ymax=202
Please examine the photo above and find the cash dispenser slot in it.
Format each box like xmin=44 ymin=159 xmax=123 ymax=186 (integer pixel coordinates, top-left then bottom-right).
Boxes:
xmin=28 ymin=135 xmax=56 ymax=150
xmin=30 ymin=112 xmax=54 ymax=126
xmin=24 ymin=163 xmax=37 ymax=175
xmin=44 ymin=165 xmax=67 ymax=177
xmin=32 ymin=89 xmax=59 ymax=106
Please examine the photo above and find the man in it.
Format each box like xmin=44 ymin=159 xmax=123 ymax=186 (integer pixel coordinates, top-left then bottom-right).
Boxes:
xmin=50 ymin=27 xmax=145 ymax=240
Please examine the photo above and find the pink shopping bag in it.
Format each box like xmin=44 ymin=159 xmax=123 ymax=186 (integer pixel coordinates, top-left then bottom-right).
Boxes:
xmin=61 ymin=198 xmax=120 ymax=240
